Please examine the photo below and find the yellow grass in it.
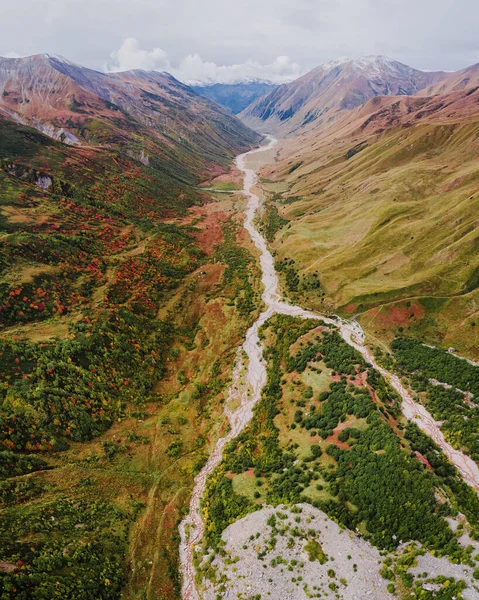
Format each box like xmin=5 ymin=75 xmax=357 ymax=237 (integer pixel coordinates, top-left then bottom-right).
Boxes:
xmin=260 ymin=120 xmax=479 ymax=358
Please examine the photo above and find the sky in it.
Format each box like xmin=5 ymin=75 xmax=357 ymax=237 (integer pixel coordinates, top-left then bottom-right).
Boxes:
xmin=1 ymin=0 xmax=478 ymax=84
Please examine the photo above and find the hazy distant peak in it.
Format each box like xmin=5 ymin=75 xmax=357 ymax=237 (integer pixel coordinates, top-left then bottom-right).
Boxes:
xmin=192 ymin=81 xmax=278 ymax=114
xmin=193 ymin=76 xmax=275 ymax=87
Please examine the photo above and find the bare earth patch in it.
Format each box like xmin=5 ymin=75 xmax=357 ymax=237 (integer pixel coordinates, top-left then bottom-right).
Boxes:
xmin=201 ymin=506 xmax=479 ymax=599
xmin=202 ymin=504 xmax=394 ymax=600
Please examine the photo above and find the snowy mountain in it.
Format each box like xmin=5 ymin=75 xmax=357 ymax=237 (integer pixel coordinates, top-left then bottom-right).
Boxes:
xmin=240 ymin=55 xmax=448 ymax=133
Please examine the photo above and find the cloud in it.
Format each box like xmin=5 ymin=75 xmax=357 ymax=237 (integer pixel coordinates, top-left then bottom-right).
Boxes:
xmin=3 ymin=51 xmax=22 ymax=58
xmin=176 ymin=53 xmax=303 ymax=85
xmin=105 ymin=38 xmax=171 ymax=73
xmin=1 ymin=0 xmax=479 ymax=76
xmin=105 ymin=38 xmax=304 ymax=84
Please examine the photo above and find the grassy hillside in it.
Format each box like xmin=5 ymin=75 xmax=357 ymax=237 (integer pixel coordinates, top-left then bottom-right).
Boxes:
xmin=0 ymin=117 xmax=262 ymax=599
xmin=259 ymin=103 xmax=479 ymax=358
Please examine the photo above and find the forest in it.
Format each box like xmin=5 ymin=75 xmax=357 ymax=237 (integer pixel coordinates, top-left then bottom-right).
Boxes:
xmin=201 ymin=316 xmax=479 ymax=566
xmin=392 ymin=338 xmax=479 ymax=396
xmin=391 ymin=338 xmax=479 ymax=466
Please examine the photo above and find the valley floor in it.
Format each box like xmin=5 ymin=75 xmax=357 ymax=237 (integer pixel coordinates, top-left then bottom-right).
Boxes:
xmin=180 ymin=139 xmax=479 ymax=600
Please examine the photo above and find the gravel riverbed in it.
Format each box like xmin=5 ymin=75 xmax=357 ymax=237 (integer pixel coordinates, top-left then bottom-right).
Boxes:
xmin=203 ymin=504 xmax=393 ymax=600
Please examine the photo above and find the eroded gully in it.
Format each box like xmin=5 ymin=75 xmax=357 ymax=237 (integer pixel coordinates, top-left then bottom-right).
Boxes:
xmin=178 ymin=136 xmax=479 ymax=600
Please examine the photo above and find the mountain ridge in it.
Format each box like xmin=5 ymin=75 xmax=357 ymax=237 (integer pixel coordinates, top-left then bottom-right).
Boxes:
xmin=239 ymin=55 xmax=471 ymax=134
xmin=0 ymin=53 xmax=260 ymax=181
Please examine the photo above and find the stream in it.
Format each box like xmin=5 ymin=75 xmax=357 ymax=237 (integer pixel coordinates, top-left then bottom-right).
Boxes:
xmin=178 ymin=136 xmax=479 ymax=600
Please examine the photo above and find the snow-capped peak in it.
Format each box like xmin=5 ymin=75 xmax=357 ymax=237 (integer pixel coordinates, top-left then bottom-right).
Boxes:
xmin=44 ymin=53 xmax=81 ymax=68
xmin=319 ymin=57 xmax=352 ymax=71
xmin=351 ymin=55 xmax=405 ymax=74
xmin=318 ymin=55 xmax=420 ymax=77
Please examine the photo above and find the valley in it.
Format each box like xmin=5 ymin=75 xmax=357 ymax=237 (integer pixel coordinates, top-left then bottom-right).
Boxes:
xmin=1 ymin=50 xmax=479 ymax=600
xmin=179 ymin=137 xmax=479 ymax=600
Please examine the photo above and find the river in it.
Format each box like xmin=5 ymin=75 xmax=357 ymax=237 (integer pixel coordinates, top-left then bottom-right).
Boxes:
xmin=178 ymin=136 xmax=479 ymax=600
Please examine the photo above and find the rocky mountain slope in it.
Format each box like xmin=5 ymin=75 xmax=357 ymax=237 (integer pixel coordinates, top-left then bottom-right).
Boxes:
xmin=240 ymin=56 xmax=447 ymax=134
xmin=0 ymin=54 xmax=260 ymax=181
xmin=192 ymin=81 xmax=277 ymax=114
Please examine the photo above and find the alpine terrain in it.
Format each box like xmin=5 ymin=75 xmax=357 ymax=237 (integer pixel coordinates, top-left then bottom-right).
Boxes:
xmin=1 ymin=47 xmax=479 ymax=600
xmin=192 ymin=81 xmax=278 ymax=114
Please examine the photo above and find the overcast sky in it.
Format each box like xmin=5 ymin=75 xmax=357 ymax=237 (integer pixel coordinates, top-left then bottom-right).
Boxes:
xmin=1 ymin=0 xmax=478 ymax=84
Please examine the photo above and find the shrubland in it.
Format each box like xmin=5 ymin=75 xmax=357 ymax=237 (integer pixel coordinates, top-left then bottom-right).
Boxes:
xmin=0 ymin=116 xmax=261 ymax=599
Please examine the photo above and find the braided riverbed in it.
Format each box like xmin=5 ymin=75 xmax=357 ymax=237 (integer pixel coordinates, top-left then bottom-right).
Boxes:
xmin=178 ymin=137 xmax=479 ymax=599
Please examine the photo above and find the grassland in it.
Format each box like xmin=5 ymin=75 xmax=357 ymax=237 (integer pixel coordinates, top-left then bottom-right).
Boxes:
xmin=259 ymin=120 xmax=479 ymax=358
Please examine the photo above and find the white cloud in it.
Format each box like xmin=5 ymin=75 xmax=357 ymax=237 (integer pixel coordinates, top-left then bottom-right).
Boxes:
xmin=3 ymin=51 xmax=22 ymax=58
xmin=174 ymin=53 xmax=303 ymax=84
xmin=105 ymin=38 xmax=171 ymax=73
xmin=105 ymin=38 xmax=304 ymax=85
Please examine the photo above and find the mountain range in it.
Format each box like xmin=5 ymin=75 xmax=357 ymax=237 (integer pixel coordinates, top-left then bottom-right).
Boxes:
xmin=1 ymin=49 xmax=479 ymax=600
xmin=4 ymin=53 xmax=479 ymax=150
xmin=240 ymin=55 xmax=479 ymax=133
xmin=192 ymin=81 xmax=278 ymax=114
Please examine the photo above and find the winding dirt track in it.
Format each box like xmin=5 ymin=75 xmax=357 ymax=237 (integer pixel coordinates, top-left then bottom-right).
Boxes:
xmin=178 ymin=137 xmax=479 ymax=600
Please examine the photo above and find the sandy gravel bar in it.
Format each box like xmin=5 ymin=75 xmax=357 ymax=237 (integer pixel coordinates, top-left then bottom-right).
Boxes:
xmin=203 ymin=504 xmax=394 ymax=599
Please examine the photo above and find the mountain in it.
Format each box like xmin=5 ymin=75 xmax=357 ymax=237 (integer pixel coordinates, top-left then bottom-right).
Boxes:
xmin=253 ymin=60 xmax=479 ymax=357
xmin=0 ymin=54 xmax=260 ymax=180
xmin=240 ymin=56 xmax=447 ymax=134
xmin=0 ymin=52 xmax=264 ymax=599
xmin=191 ymin=81 xmax=278 ymax=114
xmin=418 ymin=61 xmax=479 ymax=96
